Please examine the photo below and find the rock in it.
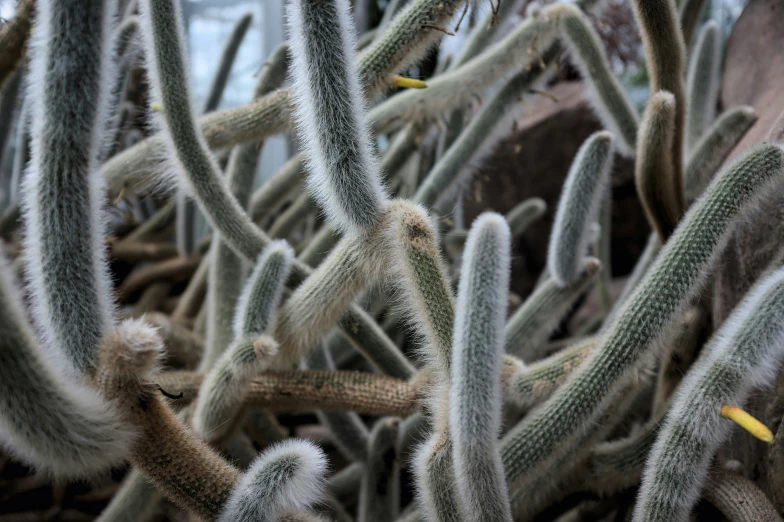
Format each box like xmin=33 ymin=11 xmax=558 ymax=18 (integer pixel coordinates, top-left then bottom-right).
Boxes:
xmin=460 ymin=81 xmax=649 ymax=300
xmin=721 ymin=0 xmax=784 ymax=157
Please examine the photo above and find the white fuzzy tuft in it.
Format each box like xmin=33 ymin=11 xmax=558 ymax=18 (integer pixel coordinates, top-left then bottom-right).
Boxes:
xmin=218 ymin=439 xmax=328 ymax=522
xmin=286 ymin=0 xmax=388 ymax=235
xmin=547 ymin=131 xmax=613 ymax=287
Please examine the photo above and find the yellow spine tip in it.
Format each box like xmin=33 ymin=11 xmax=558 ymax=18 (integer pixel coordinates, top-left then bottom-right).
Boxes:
xmin=150 ymin=102 xmax=163 ymax=113
xmin=391 ymin=75 xmax=428 ymax=89
xmin=720 ymin=404 xmax=773 ymax=443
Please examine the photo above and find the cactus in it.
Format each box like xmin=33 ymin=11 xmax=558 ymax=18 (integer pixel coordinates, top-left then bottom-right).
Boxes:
xmin=7 ymin=1 xmax=784 ymax=519
xmin=307 ymin=343 xmax=370 ymax=463
xmin=500 ymin=144 xmax=784 ymax=512
xmin=635 ymin=91 xmax=681 ymax=242
xmin=547 ymin=132 xmax=613 ymax=287
xmin=684 ymin=106 xmax=758 ymax=202
xmin=0 ymin=245 xmax=134 ymax=478
xmin=450 ymin=213 xmax=513 ymax=522
xmin=634 ymin=265 xmax=784 ymax=522
xmin=204 ymin=42 xmax=290 ymax=371
xmin=21 ymin=0 xmax=117 ymax=377
xmin=685 ymin=21 xmax=721 ymax=152
xmin=631 ymin=0 xmax=687 ymax=211
xmin=287 ymin=0 xmax=388 ymax=235
xmin=359 ymin=417 xmax=401 ymax=522
xmin=217 ymin=440 xmax=327 ymax=522
xmin=505 ymin=259 xmax=600 ymax=361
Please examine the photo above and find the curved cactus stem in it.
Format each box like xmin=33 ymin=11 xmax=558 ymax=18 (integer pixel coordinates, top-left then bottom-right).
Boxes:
xmin=95 ymin=320 xmax=242 ymax=520
xmin=217 ymin=440 xmax=327 ymax=522
xmin=635 ymin=91 xmax=682 ymax=242
xmin=0 ymin=247 xmax=134 ymax=478
xmin=632 ymin=0 xmax=687 ymax=209
xmin=634 ymin=264 xmax=784 ymax=522
xmin=500 ymin=144 xmax=784 ymax=511
xmin=685 ymin=106 xmax=757 ymax=202
xmin=287 ymin=0 xmax=387 ymax=235
xmin=450 ymin=213 xmax=513 ymax=522
xmin=21 ymin=0 xmax=117 ymax=378
xmin=101 ymin=0 xmax=469 ymax=199
xmin=137 ymin=0 xmax=409 ymax=378
xmin=359 ymin=417 xmax=401 ymax=522
xmin=685 ymin=21 xmax=721 ymax=153
xmin=548 ymin=132 xmax=613 ymax=286
xmin=505 ymin=258 xmax=601 ymax=361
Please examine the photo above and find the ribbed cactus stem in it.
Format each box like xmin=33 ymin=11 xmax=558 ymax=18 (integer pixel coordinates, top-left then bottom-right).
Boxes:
xmin=415 ymin=431 xmax=461 ymax=522
xmin=95 ymin=320 xmax=242 ymax=520
xmin=678 ymin=0 xmax=708 ymax=46
xmin=684 ymin=106 xmax=757 ymax=202
xmin=21 ymin=0 xmax=116 ymax=377
xmin=204 ymin=43 xmax=290 ymax=371
xmin=102 ymin=0 xmax=472 ymax=198
xmin=631 ymin=0 xmax=687 ymax=207
xmin=413 ymin=67 xmax=553 ymax=208
xmin=381 ymin=200 xmax=454 ymax=380
xmin=634 ymin=264 xmax=784 ymax=522
xmin=369 ymin=6 xmax=560 ymax=134
xmin=359 ymin=417 xmax=401 ymax=522
xmin=307 ymin=343 xmax=369 ymax=463
xmin=548 ymin=132 xmax=613 ymax=286
xmin=0 ymin=246 xmax=134 ymax=478
xmin=685 ymin=21 xmax=721 ymax=152
xmin=202 ymin=12 xmax=253 ymax=113
xmin=505 ymin=258 xmax=601 ymax=361
xmin=557 ymin=7 xmax=639 ymax=155
xmin=217 ymin=440 xmax=328 ymax=522
xmin=500 ymin=144 xmax=784 ymax=506
xmin=635 ymin=91 xmax=682 ymax=242
xmin=287 ymin=0 xmax=387 ymax=234
xmin=450 ymin=213 xmax=513 ymax=522
xmin=234 ymin=241 xmax=294 ymax=340
xmin=502 ymin=338 xmax=596 ymax=411
xmin=137 ymin=0 xmax=407 ymax=380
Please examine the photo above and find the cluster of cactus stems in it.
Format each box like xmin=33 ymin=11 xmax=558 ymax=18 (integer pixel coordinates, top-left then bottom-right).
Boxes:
xmin=1 ymin=0 xmax=784 ymax=520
